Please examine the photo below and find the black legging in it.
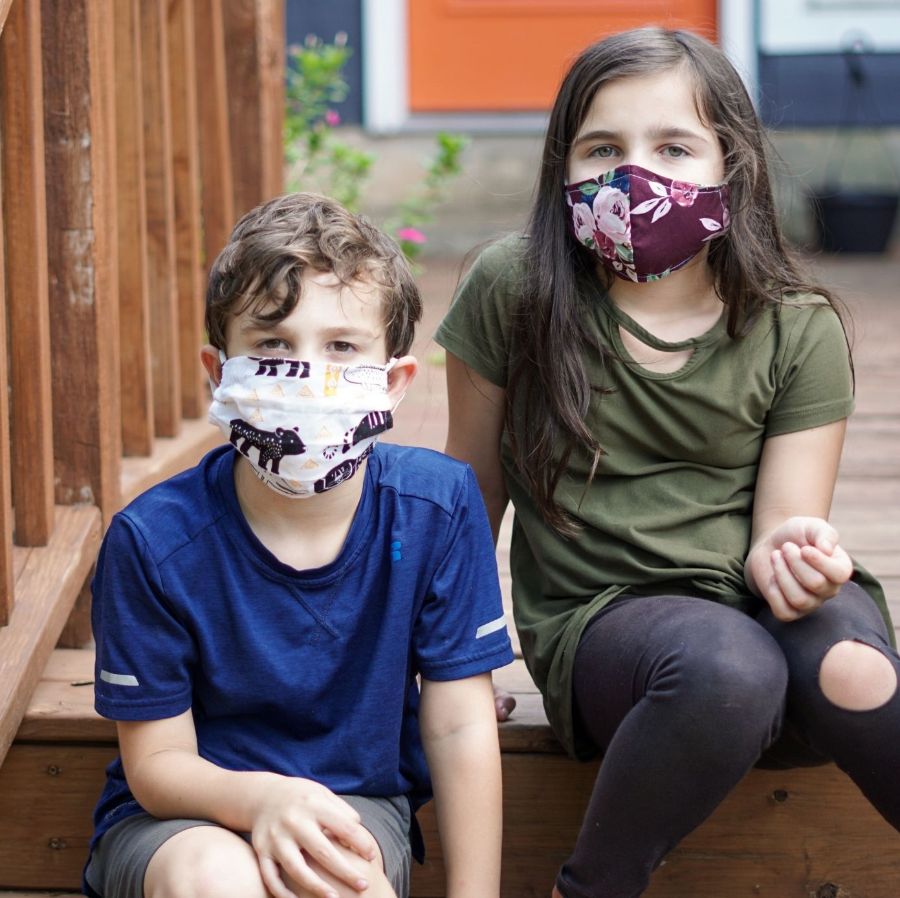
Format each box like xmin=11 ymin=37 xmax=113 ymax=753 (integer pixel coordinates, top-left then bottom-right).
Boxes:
xmin=556 ymin=582 xmax=900 ymax=898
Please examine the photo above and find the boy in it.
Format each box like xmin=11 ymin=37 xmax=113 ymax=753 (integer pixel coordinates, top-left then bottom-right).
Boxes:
xmin=84 ymin=193 xmax=514 ymax=898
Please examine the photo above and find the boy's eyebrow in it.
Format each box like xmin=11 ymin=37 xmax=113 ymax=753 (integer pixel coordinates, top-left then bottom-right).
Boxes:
xmin=318 ymin=325 xmax=381 ymax=341
xmin=238 ymin=320 xmax=380 ymax=340
xmin=573 ymin=126 xmax=709 ymax=145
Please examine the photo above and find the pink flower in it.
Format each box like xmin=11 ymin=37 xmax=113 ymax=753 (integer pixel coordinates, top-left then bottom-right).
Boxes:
xmin=324 ymin=109 xmax=341 ymax=127
xmin=396 ymin=227 xmax=427 ymax=244
xmin=671 ymin=181 xmax=699 ymax=207
xmin=570 ymin=202 xmax=595 ymax=244
xmin=592 ymin=187 xmax=630 ymax=245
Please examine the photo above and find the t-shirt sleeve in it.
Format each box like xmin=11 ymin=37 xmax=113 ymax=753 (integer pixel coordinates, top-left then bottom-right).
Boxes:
xmin=433 ymin=237 xmax=525 ymax=388
xmin=92 ymin=513 xmax=196 ymax=721
xmin=412 ymin=467 xmax=515 ymax=681
xmin=765 ymin=301 xmax=855 ymax=437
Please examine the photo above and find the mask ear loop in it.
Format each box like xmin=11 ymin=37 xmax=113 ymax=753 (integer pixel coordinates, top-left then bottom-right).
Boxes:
xmin=385 ymin=356 xmax=408 ymax=413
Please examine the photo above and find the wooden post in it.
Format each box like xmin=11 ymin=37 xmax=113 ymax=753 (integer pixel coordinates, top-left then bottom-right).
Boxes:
xmin=0 ymin=0 xmax=55 ymax=547
xmin=222 ymin=0 xmax=285 ymax=219
xmin=115 ymin=0 xmax=154 ymax=457
xmin=193 ymin=0 xmax=235 ymax=275
xmin=0 ymin=173 xmax=12 ymax=626
xmin=167 ymin=0 xmax=206 ymax=419
xmin=141 ymin=0 xmax=182 ymax=437
xmin=41 ymin=0 xmax=121 ymax=523
xmin=259 ymin=0 xmax=285 ymax=200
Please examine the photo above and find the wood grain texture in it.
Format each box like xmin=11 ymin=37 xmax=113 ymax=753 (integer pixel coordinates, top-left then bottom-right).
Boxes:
xmin=0 ymin=0 xmax=54 ymax=546
xmin=0 ymin=160 xmax=13 ymax=624
xmin=166 ymin=0 xmax=205 ymax=419
xmin=118 ymin=418 xmax=222 ymax=507
xmin=192 ymin=0 xmax=235 ymax=275
xmin=0 ymin=744 xmax=117 ymax=889
xmin=258 ymin=0 xmax=284 ymax=199
xmin=115 ymin=0 xmax=154 ymax=457
xmin=409 ymin=754 xmax=900 ymax=898
xmin=41 ymin=0 xmax=121 ymax=522
xmin=19 ymin=649 xmax=114 ymax=743
xmin=222 ymin=0 xmax=284 ymax=218
xmin=0 ymin=507 xmax=100 ymax=765
xmin=141 ymin=0 xmax=181 ymax=437
xmin=55 ymin=579 xmax=94 ymax=651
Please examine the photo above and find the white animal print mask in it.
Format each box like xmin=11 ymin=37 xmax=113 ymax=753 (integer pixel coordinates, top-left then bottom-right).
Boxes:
xmin=209 ymin=355 xmax=396 ymax=498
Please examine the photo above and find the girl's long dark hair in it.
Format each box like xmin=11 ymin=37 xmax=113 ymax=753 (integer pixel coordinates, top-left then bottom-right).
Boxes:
xmin=507 ymin=27 xmax=850 ymax=536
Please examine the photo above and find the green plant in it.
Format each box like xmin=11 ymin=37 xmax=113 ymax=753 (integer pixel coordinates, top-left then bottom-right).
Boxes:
xmin=284 ymin=35 xmax=468 ymax=263
xmin=284 ymin=33 xmax=374 ymax=211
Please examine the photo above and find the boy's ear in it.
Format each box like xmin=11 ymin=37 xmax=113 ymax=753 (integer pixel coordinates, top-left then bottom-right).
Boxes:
xmin=387 ymin=355 xmax=418 ymax=404
xmin=200 ymin=344 xmax=223 ymax=387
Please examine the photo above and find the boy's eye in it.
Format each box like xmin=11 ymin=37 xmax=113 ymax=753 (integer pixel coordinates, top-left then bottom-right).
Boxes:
xmin=256 ymin=338 xmax=290 ymax=352
xmin=329 ymin=341 xmax=356 ymax=354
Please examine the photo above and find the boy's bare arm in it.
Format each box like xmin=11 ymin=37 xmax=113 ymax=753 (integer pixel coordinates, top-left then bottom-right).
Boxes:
xmin=419 ymin=672 xmax=503 ymax=898
xmin=117 ymin=711 xmax=377 ymax=898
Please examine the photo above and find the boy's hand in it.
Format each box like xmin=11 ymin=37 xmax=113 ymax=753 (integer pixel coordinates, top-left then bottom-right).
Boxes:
xmin=745 ymin=516 xmax=853 ymax=622
xmin=251 ymin=777 xmax=377 ymax=898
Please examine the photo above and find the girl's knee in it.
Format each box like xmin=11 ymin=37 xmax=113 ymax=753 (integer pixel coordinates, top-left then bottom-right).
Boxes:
xmin=673 ymin=622 xmax=788 ymax=711
xmin=819 ymin=640 xmax=897 ymax=711
xmin=145 ymin=826 xmax=266 ymax=898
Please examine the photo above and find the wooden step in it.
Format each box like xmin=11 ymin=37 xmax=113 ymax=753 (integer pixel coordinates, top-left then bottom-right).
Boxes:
xmin=0 ymin=893 xmax=83 ymax=897
xmin=0 ymin=893 xmax=82 ymax=897
xmin=2 ymin=650 xmax=899 ymax=897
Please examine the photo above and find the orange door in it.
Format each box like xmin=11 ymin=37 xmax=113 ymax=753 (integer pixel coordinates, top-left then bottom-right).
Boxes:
xmin=409 ymin=0 xmax=718 ymax=112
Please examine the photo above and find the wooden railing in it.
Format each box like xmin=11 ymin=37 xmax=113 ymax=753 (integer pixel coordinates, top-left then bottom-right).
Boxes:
xmin=0 ymin=0 xmax=285 ymax=765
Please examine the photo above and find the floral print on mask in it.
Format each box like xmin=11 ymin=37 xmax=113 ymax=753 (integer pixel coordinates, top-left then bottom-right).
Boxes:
xmin=565 ymin=165 xmax=730 ymax=282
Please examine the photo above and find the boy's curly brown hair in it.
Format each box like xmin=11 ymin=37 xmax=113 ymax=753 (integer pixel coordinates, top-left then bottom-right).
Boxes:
xmin=206 ymin=193 xmax=422 ymax=357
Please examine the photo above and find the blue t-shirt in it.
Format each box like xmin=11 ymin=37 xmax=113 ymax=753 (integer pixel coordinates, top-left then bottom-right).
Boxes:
xmin=89 ymin=443 xmax=513 ymax=854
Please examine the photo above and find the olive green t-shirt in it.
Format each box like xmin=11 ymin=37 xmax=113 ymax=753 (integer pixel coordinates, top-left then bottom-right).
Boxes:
xmin=435 ymin=234 xmax=890 ymax=758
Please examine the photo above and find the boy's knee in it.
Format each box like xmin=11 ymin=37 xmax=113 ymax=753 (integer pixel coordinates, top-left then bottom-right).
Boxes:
xmin=145 ymin=827 xmax=266 ymax=898
xmin=285 ymin=843 xmax=397 ymax=898
xmin=819 ymin=640 xmax=897 ymax=711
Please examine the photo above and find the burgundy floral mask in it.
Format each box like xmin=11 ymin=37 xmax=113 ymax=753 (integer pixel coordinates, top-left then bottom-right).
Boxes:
xmin=564 ymin=164 xmax=730 ymax=282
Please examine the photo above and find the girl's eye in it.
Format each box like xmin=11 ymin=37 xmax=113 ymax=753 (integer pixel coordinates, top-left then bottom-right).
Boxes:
xmin=588 ymin=145 xmax=617 ymax=159
xmin=662 ymin=146 xmax=689 ymax=158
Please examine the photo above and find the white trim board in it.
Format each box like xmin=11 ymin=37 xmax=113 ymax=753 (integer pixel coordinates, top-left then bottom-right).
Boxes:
xmin=362 ymin=0 xmax=408 ymax=132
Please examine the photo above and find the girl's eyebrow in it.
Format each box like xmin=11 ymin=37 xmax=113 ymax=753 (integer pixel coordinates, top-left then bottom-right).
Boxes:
xmin=573 ymin=126 xmax=709 ymax=145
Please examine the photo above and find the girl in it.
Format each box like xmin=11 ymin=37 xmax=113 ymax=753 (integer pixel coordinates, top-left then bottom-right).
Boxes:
xmin=435 ymin=27 xmax=899 ymax=898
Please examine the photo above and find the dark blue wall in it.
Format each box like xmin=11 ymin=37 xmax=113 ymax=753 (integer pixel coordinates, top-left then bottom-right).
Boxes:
xmin=286 ymin=0 xmax=364 ymax=125
xmin=758 ymin=53 xmax=900 ymax=128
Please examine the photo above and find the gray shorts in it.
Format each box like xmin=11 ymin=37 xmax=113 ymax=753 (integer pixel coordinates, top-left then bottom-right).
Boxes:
xmin=84 ymin=795 xmax=412 ymax=898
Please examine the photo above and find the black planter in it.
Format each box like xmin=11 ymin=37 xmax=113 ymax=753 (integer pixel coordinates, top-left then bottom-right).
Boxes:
xmin=812 ymin=189 xmax=899 ymax=253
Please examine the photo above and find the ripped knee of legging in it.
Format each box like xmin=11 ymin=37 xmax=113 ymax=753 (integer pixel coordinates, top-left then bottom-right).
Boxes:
xmin=818 ymin=639 xmax=898 ymax=711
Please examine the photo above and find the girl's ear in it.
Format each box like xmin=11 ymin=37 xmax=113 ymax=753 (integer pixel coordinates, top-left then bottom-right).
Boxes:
xmin=200 ymin=344 xmax=223 ymax=387
xmin=387 ymin=355 xmax=418 ymax=405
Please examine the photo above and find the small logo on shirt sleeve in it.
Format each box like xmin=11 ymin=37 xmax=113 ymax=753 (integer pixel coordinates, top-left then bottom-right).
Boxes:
xmin=100 ymin=669 xmax=140 ymax=687
xmin=475 ymin=616 xmax=507 ymax=639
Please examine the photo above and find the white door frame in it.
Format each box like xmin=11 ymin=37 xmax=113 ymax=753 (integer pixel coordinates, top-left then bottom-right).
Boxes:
xmin=362 ymin=0 xmax=408 ymax=132
xmin=362 ymin=0 xmax=760 ymax=130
